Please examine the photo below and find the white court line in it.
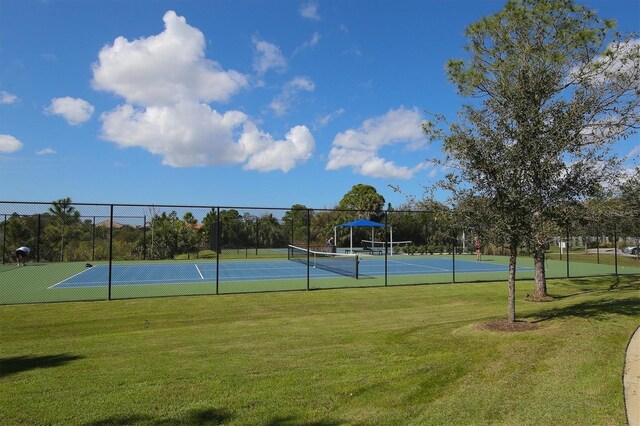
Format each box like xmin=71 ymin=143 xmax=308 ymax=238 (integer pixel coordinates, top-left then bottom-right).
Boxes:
xmin=386 ymin=259 xmax=450 ymax=272
xmin=195 ymin=264 xmax=204 ymax=280
xmin=48 ymin=266 xmax=102 ymax=289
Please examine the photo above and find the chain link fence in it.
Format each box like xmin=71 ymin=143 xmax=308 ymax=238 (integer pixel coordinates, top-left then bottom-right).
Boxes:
xmin=1 ymin=201 xmax=638 ymax=304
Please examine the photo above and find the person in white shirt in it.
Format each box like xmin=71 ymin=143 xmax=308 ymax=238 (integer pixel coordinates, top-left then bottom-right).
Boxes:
xmin=15 ymin=246 xmax=31 ymax=266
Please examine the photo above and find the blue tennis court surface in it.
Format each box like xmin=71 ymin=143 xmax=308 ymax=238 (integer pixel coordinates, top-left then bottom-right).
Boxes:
xmin=370 ymin=257 xmax=525 ymax=276
xmin=50 ymin=257 xmax=526 ymax=288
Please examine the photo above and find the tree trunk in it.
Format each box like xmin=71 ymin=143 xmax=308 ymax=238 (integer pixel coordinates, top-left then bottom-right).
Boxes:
xmin=533 ymin=245 xmax=548 ymax=301
xmin=507 ymin=243 xmax=518 ymax=322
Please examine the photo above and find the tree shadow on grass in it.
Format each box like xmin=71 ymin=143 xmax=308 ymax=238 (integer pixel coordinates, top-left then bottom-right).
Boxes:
xmin=263 ymin=417 xmax=345 ymax=426
xmin=85 ymin=408 xmax=347 ymax=426
xmin=84 ymin=407 xmax=232 ymax=425
xmin=524 ymin=297 xmax=640 ymax=323
xmin=0 ymin=353 xmax=84 ymax=378
xmin=548 ymin=275 xmax=639 ymax=300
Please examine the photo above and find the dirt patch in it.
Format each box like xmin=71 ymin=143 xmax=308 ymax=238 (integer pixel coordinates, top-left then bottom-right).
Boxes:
xmin=479 ymin=320 xmax=541 ymax=332
xmin=524 ymin=294 xmax=554 ymax=302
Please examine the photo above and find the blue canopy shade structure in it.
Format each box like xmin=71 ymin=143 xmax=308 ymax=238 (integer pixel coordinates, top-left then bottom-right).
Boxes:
xmin=337 ymin=219 xmax=385 ymax=228
xmin=334 ymin=219 xmax=392 ymax=254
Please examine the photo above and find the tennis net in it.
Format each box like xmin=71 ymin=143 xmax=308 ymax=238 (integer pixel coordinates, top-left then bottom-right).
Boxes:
xmin=288 ymin=245 xmax=359 ymax=279
xmin=361 ymin=239 xmax=412 ymax=255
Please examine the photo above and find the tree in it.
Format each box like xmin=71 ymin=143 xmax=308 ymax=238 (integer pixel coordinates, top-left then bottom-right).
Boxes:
xmin=147 ymin=211 xmax=196 ymax=259
xmin=219 ymin=210 xmax=244 ymax=248
xmin=182 ymin=212 xmax=197 ymax=226
xmin=47 ymin=197 xmax=80 ymax=262
xmin=617 ymin=169 xmax=640 ymax=255
xmin=257 ymin=214 xmax=287 ymax=249
xmin=2 ymin=214 xmax=34 ymax=261
xmin=310 ymin=210 xmax=340 ymax=247
xmin=201 ymin=209 xmax=218 ymax=251
xmin=283 ymin=204 xmax=311 ymax=245
xmin=425 ymin=0 xmax=639 ymax=321
xmin=181 ymin=212 xmax=200 ymax=255
xmin=337 ymin=184 xmax=385 ymax=221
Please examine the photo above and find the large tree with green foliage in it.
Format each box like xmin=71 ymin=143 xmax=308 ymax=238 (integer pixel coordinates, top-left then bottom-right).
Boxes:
xmin=337 ymin=184 xmax=385 ymax=221
xmin=425 ymin=0 xmax=639 ymax=321
xmin=283 ymin=204 xmax=311 ymax=245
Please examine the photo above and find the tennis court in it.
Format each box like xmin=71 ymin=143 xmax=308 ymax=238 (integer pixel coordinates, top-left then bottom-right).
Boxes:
xmin=2 ymin=251 xmax=630 ymax=305
xmin=49 ymin=255 xmax=523 ymax=289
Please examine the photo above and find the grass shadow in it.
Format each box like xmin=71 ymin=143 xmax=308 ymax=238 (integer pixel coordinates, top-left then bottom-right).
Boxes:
xmin=549 ymin=275 xmax=639 ymax=300
xmin=525 ymin=297 xmax=640 ymax=323
xmin=84 ymin=407 xmax=232 ymax=425
xmin=0 ymin=353 xmax=84 ymax=378
xmin=263 ymin=416 xmax=345 ymax=426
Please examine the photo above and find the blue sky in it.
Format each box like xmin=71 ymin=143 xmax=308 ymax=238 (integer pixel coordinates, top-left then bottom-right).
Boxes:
xmin=1 ymin=0 xmax=638 ymax=209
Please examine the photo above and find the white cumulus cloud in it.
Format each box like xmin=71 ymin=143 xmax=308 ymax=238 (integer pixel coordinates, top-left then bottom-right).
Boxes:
xmin=0 ymin=135 xmax=23 ymax=153
xmin=326 ymin=107 xmax=428 ymax=179
xmin=45 ymin=97 xmax=94 ymax=125
xmin=240 ymin=124 xmax=315 ymax=172
xmin=101 ymin=101 xmax=315 ymax=170
xmin=92 ymin=10 xmax=248 ymax=106
xmin=93 ymin=11 xmax=315 ymax=172
xmin=101 ymin=102 xmax=248 ymax=167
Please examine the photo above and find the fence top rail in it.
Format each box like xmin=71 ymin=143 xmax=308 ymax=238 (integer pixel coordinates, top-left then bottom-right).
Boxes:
xmin=0 ymin=213 xmax=145 ymax=218
xmin=0 ymin=201 xmax=450 ymax=215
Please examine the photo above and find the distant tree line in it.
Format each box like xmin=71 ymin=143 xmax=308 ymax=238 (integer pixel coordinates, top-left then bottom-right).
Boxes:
xmin=1 ymin=181 xmax=636 ymax=264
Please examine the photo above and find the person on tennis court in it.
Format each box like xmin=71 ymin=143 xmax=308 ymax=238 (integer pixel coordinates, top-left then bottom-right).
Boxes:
xmin=15 ymin=246 xmax=31 ymax=266
xmin=474 ymin=237 xmax=482 ymax=261
xmin=326 ymin=236 xmax=335 ymax=253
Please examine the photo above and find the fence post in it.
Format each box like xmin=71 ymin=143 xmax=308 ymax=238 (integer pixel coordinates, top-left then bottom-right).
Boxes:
xmin=216 ymin=207 xmax=220 ymax=295
xmin=614 ymin=223 xmax=618 ymax=276
xmin=384 ymin=211 xmax=388 ymax=287
xmin=255 ymin=218 xmax=259 ymax=256
xmin=108 ymin=205 xmax=114 ymax=301
xmin=596 ymin=226 xmax=600 ymax=264
xmin=306 ymin=209 xmax=311 ymax=291
xmin=2 ymin=215 xmax=6 ymax=265
xmin=452 ymin=228 xmax=456 ymax=284
xmin=143 ymin=214 xmax=147 ymax=261
xmin=290 ymin=216 xmax=294 ymax=246
xmin=36 ymin=214 xmax=41 ymax=263
xmin=92 ymin=216 xmax=96 ymax=261
xmin=566 ymin=225 xmax=570 ymax=278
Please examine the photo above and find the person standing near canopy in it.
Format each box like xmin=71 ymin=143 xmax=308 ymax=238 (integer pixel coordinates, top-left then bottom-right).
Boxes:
xmin=326 ymin=237 xmax=335 ymax=253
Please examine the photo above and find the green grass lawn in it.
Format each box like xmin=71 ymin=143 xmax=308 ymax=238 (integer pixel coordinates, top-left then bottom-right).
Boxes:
xmin=1 ymin=275 xmax=638 ymax=425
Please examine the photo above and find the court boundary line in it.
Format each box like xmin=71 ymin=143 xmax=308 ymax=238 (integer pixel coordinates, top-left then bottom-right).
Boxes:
xmin=48 ymin=258 xmax=536 ymax=289
xmin=48 ymin=261 xmax=314 ymax=288
xmin=195 ymin=264 xmax=204 ymax=280
xmin=385 ymin=258 xmax=450 ymax=272
xmin=48 ymin=266 xmax=101 ymax=289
